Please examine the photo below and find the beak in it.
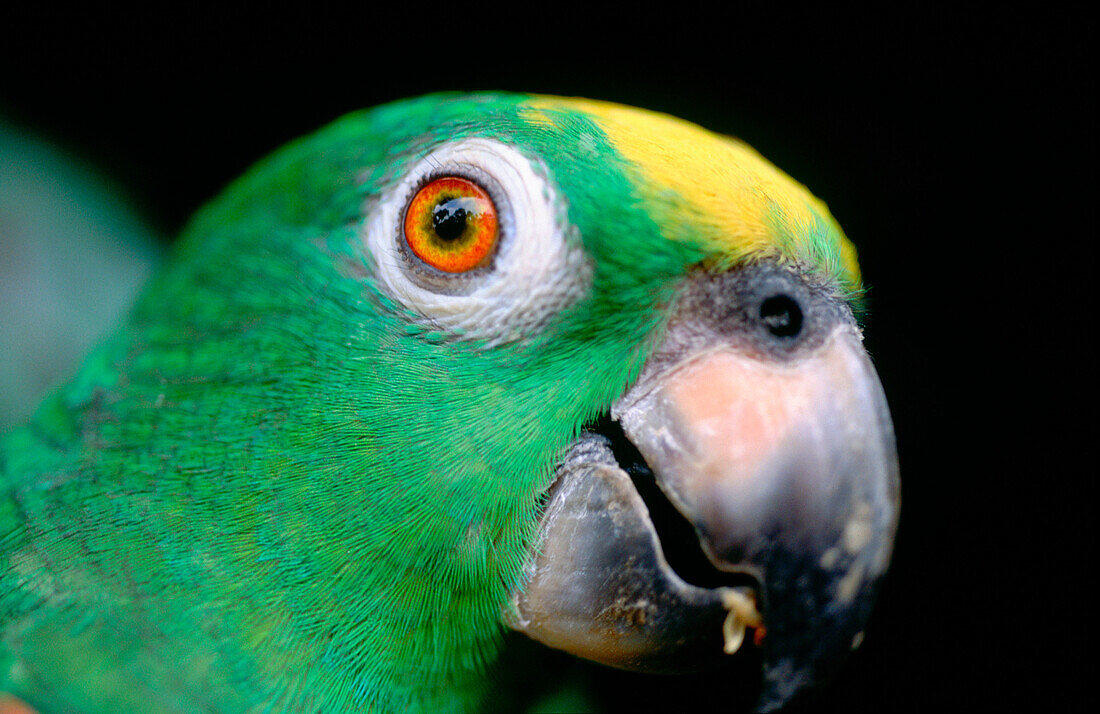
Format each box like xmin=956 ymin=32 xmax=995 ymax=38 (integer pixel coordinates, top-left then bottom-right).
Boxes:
xmin=615 ymin=322 xmax=899 ymax=709
xmin=507 ymin=267 xmax=900 ymax=712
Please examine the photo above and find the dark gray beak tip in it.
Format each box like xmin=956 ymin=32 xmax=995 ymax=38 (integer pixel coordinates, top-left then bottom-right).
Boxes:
xmin=752 ymin=516 xmax=897 ymax=712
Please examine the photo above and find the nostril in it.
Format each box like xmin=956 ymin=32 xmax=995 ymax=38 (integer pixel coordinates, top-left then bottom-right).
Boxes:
xmin=760 ymin=295 xmax=803 ymax=338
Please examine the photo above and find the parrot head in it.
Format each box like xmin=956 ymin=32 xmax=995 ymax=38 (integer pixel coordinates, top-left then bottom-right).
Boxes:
xmin=335 ymin=94 xmax=897 ymax=710
xmin=2 ymin=93 xmax=898 ymax=712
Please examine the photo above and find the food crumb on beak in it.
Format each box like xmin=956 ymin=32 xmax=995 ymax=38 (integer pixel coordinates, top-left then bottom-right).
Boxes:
xmin=720 ymin=588 xmax=762 ymax=654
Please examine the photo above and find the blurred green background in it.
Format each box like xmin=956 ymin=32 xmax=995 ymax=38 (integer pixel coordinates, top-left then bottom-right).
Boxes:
xmin=0 ymin=122 xmax=160 ymax=430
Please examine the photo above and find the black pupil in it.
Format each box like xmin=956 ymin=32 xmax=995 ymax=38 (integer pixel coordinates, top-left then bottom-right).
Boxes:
xmin=432 ymin=198 xmax=469 ymax=242
xmin=760 ymin=295 xmax=803 ymax=337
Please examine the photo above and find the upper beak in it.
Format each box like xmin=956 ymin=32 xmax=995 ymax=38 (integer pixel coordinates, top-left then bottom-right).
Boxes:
xmin=507 ymin=267 xmax=899 ymax=712
xmin=614 ymin=323 xmax=899 ymax=710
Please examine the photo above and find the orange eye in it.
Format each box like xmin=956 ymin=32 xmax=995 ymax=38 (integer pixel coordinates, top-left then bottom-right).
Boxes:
xmin=403 ymin=176 xmax=499 ymax=273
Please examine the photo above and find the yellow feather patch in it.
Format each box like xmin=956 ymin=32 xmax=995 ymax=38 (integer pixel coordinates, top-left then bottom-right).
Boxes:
xmin=522 ymin=96 xmax=860 ymax=287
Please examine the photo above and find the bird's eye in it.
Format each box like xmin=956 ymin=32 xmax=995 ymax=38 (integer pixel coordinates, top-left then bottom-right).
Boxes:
xmin=403 ymin=176 xmax=498 ymax=273
xmin=364 ymin=137 xmax=591 ymax=344
xmin=760 ymin=294 xmax=803 ymax=338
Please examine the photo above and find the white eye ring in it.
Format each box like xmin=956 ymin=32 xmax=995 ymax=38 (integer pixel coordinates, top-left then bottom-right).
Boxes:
xmin=362 ymin=137 xmax=591 ymax=345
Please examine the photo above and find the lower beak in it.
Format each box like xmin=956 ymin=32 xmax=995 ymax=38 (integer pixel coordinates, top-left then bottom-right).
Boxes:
xmin=508 ymin=322 xmax=899 ymax=711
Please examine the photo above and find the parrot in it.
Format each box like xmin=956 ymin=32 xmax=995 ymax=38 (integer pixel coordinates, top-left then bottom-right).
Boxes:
xmin=0 ymin=93 xmax=899 ymax=713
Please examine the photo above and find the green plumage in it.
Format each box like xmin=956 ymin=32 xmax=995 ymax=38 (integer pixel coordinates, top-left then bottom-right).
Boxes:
xmin=1 ymin=93 xmax=855 ymax=711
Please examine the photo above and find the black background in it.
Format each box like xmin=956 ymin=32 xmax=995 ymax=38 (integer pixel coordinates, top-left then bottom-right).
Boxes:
xmin=2 ymin=5 xmax=1092 ymax=712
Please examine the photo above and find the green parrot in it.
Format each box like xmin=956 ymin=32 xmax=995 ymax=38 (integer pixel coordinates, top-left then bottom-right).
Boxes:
xmin=0 ymin=93 xmax=899 ymax=713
